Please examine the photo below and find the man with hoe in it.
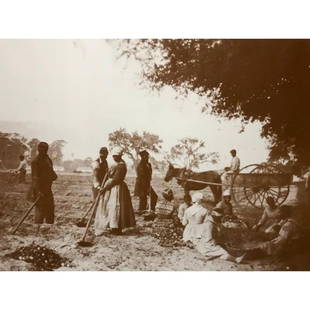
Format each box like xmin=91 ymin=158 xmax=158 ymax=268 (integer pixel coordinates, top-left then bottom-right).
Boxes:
xmin=30 ymin=142 xmax=57 ymax=234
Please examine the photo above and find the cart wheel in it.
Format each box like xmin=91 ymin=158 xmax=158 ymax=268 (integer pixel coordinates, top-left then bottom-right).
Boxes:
xmin=231 ymin=164 xmax=290 ymax=208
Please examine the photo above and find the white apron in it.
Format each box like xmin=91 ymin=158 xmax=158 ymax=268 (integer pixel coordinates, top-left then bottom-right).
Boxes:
xmin=94 ymin=185 xmax=120 ymax=236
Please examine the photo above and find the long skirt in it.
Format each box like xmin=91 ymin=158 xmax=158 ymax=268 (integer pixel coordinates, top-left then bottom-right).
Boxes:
xmin=193 ymin=238 xmax=230 ymax=260
xmin=94 ymin=182 xmax=136 ymax=236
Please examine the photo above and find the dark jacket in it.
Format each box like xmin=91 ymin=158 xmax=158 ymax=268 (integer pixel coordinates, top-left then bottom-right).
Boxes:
xmin=134 ymin=159 xmax=152 ymax=196
xmin=93 ymin=158 xmax=109 ymax=187
xmin=27 ymin=154 xmax=57 ymax=203
xmin=31 ymin=154 xmax=57 ymax=193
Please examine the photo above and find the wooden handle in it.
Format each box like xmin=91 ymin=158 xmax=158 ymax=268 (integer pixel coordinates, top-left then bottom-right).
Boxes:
xmin=80 ymin=172 xmax=109 ymax=242
xmin=12 ymin=196 xmax=40 ymax=235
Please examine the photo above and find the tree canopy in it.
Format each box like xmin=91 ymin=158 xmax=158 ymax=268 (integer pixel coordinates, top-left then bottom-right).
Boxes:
xmin=108 ymin=128 xmax=163 ymax=168
xmin=120 ymin=39 xmax=310 ymax=166
xmin=49 ymin=140 xmax=67 ymax=166
xmin=0 ymin=132 xmax=30 ymax=168
xmin=165 ymin=137 xmax=219 ymax=170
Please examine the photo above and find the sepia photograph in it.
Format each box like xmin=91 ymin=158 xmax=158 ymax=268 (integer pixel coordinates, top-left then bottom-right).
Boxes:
xmin=1 ymin=38 xmax=310 ymax=272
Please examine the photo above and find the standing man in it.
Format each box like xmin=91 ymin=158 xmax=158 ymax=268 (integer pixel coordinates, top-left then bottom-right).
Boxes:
xmin=229 ymin=149 xmax=240 ymax=174
xmin=134 ymin=150 xmax=158 ymax=214
xmin=31 ymin=142 xmax=57 ymax=234
xmin=92 ymin=147 xmax=109 ymax=200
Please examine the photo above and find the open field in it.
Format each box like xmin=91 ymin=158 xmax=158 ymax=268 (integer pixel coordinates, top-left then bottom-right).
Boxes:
xmin=1 ymin=171 xmax=310 ymax=271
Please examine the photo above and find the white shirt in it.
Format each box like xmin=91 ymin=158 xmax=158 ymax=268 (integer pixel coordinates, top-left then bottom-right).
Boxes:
xmin=230 ymin=156 xmax=240 ymax=173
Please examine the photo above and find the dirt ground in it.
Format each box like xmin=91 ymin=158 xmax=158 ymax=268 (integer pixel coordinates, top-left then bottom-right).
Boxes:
xmin=1 ymin=172 xmax=309 ymax=271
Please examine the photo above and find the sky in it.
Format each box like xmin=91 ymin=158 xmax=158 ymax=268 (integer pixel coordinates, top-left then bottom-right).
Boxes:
xmin=0 ymin=39 xmax=269 ymax=169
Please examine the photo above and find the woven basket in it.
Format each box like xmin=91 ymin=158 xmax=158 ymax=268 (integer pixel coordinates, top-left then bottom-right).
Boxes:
xmin=156 ymin=203 xmax=174 ymax=216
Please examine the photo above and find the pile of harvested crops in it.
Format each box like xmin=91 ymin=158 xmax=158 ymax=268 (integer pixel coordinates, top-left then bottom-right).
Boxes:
xmin=151 ymin=214 xmax=185 ymax=248
xmin=6 ymin=244 xmax=70 ymax=271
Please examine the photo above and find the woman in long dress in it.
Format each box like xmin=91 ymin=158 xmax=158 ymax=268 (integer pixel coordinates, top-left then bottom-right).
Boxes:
xmin=182 ymin=192 xmax=243 ymax=262
xmin=94 ymin=148 xmax=136 ymax=236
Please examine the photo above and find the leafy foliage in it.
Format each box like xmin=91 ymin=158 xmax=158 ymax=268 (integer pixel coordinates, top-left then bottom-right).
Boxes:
xmin=165 ymin=137 xmax=219 ymax=170
xmin=108 ymin=128 xmax=163 ymax=167
xmin=48 ymin=140 xmax=66 ymax=165
xmin=0 ymin=132 xmax=30 ymax=168
xmin=119 ymin=39 xmax=310 ymax=166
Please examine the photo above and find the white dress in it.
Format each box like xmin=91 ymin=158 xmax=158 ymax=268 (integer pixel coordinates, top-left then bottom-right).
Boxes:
xmin=182 ymin=204 xmax=208 ymax=242
xmin=182 ymin=204 xmax=230 ymax=259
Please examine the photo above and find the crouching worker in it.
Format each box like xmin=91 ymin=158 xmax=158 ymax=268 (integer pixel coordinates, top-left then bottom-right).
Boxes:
xmin=30 ymin=142 xmax=57 ymax=235
xmin=182 ymin=192 xmax=244 ymax=263
xmin=243 ymin=205 xmax=303 ymax=260
xmin=252 ymin=196 xmax=281 ymax=235
xmin=215 ymin=189 xmax=234 ymax=217
xmin=94 ymin=148 xmax=136 ymax=236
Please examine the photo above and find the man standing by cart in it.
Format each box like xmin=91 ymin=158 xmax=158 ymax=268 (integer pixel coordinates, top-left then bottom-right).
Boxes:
xmin=134 ymin=150 xmax=158 ymax=214
xmin=229 ymin=149 xmax=240 ymax=174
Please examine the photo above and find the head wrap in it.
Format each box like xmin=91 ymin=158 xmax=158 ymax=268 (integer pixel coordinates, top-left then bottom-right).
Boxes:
xmin=111 ymin=147 xmax=123 ymax=156
xmin=223 ymin=189 xmax=231 ymax=197
xmin=191 ymin=192 xmax=203 ymax=203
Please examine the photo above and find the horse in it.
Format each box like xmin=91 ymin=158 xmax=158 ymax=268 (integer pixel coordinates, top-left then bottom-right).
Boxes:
xmin=164 ymin=163 xmax=222 ymax=203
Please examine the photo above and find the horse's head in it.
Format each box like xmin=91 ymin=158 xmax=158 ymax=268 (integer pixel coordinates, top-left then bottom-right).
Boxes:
xmin=164 ymin=162 xmax=175 ymax=182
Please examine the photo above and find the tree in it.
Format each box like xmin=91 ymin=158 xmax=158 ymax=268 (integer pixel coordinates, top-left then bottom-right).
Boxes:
xmin=48 ymin=140 xmax=66 ymax=166
xmin=119 ymin=40 xmax=310 ymax=166
xmin=0 ymin=132 xmax=30 ymax=168
xmin=84 ymin=157 xmax=93 ymax=168
xmin=108 ymin=128 xmax=163 ymax=168
xmin=165 ymin=137 xmax=219 ymax=170
xmin=149 ymin=156 xmax=167 ymax=174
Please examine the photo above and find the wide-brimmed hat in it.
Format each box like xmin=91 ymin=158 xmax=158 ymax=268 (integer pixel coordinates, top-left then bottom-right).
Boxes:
xmin=139 ymin=150 xmax=149 ymax=157
xmin=191 ymin=192 xmax=203 ymax=203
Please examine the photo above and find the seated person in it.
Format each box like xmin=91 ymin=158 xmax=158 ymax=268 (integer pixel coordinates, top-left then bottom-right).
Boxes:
xmin=252 ymin=196 xmax=281 ymax=234
xmin=215 ymin=189 xmax=234 ymax=216
xmin=243 ymin=205 xmax=303 ymax=260
xmin=178 ymin=193 xmax=192 ymax=222
xmin=182 ymin=191 xmax=243 ymax=263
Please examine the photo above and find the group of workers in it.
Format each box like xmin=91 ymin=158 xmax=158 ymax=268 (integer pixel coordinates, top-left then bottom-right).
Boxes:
xmin=177 ymin=187 xmax=304 ymax=262
xmin=25 ymin=142 xmax=156 ymax=235
xmin=12 ymin=142 xmax=307 ymax=264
